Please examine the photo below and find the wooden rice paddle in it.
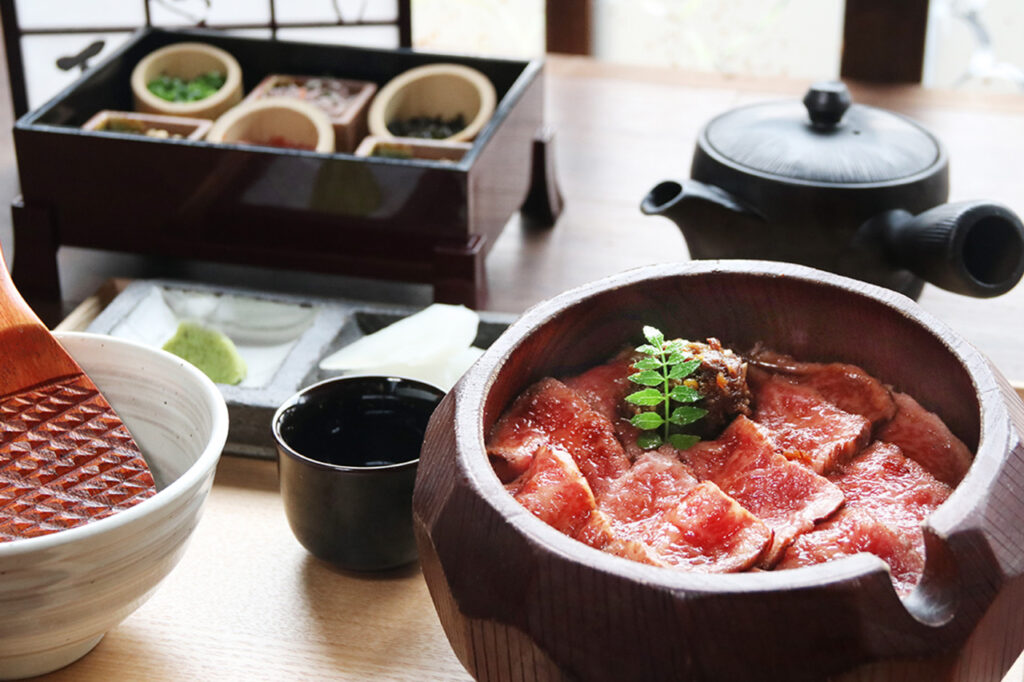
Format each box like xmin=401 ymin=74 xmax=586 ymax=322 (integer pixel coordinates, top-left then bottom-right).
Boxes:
xmin=0 ymin=248 xmax=155 ymax=542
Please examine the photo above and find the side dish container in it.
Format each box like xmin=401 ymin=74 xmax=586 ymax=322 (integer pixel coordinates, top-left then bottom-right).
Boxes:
xmin=354 ymin=135 xmax=472 ymax=162
xmin=242 ymin=74 xmax=377 ymax=153
xmin=413 ymin=260 xmax=1024 ymax=681
xmin=367 ymin=63 xmax=496 ymax=143
xmin=130 ymin=41 xmax=243 ymax=119
xmin=82 ymin=110 xmax=212 ymax=140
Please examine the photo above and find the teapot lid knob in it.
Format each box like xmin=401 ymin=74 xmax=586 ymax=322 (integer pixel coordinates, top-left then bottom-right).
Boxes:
xmin=803 ymin=81 xmax=851 ymax=128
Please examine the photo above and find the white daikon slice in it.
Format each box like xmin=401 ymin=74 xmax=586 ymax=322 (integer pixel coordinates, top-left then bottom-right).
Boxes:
xmin=319 ymin=303 xmax=479 ymax=372
xmin=329 ymin=345 xmax=485 ymax=392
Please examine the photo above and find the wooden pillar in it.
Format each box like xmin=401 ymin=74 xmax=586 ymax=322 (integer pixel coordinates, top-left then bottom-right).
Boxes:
xmin=0 ymin=0 xmax=28 ymax=118
xmin=546 ymin=0 xmax=592 ymax=55
xmin=397 ymin=0 xmax=412 ymax=48
xmin=841 ymin=0 xmax=930 ymax=83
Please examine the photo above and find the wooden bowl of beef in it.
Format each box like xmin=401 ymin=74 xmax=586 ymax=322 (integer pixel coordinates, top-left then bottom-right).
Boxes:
xmin=412 ymin=260 xmax=1024 ymax=682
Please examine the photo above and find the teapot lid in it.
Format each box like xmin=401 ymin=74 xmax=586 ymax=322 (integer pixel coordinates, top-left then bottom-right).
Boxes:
xmin=702 ymin=81 xmax=943 ymax=185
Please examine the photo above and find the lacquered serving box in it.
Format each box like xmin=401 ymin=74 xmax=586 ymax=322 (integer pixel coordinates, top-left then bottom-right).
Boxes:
xmin=11 ymin=27 xmax=548 ymax=315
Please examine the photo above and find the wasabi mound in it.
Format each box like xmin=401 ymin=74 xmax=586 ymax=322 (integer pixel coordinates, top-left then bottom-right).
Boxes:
xmin=163 ymin=321 xmax=247 ymax=385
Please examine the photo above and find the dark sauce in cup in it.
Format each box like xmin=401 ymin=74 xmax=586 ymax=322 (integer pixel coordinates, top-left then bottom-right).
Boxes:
xmin=278 ymin=379 xmax=441 ymax=468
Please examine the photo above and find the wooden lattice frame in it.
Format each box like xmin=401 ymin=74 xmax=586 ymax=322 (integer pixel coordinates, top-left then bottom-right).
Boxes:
xmin=0 ymin=0 xmax=412 ymax=117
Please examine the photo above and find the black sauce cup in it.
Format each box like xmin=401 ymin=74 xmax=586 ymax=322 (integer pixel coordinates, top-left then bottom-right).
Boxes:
xmin=272 ymin=375 xmax=444 ymax=572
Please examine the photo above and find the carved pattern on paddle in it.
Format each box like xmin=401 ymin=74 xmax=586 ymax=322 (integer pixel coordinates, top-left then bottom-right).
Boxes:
xmin=0 ymin=374 xmax=156 ymax=542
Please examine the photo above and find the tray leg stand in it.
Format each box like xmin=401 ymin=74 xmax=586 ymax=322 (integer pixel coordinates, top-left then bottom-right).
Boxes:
xmin=433 ymin=235 xmax=487 ymax=309
xmin=10 ymin=197 xmax=63 ymax=326
xmin=520 ymin=125 xmax=564 ymax=229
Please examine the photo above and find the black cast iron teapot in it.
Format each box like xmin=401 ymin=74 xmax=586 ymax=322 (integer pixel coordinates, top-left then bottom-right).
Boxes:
xmin=641 ymin=81 xmax=1024 ymax=299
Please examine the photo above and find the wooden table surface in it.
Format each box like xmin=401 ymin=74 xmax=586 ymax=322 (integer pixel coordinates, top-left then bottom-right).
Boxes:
xmin=6 ymin=55 xmax=1024 ymax=680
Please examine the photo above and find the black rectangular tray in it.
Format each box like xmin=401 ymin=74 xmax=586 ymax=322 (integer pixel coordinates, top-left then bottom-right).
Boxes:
xmin=12 ymin=28 xmax=546 ymax=313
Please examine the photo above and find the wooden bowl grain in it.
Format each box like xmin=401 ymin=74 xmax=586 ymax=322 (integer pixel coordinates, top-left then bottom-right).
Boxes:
xmin=413 ymin=260 xmax=1024 ymax=682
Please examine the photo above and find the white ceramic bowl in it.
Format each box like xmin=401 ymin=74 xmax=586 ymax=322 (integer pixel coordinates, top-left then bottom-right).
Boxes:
xmin=0 ymin=332 xmax=228 ymax=680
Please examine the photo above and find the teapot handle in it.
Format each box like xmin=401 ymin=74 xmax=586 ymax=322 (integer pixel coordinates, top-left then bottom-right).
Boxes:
xmin=860 ymin=201 xmax=1024 ymax=298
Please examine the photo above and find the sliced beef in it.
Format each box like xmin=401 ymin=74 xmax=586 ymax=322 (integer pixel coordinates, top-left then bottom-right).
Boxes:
xmin=511 ymin=450 xmax=671 ymax=568
xmin=646 ymin=481 xmax=772 ymax=572
xmin=487 ymin=378 xmax=631 ymax=495
xmin=509 ymin=444 xmax=598 ymax=537
xmin=563 ymin=355 xmax=647 ymax=460
xmin=487 ymin=378 xmax=567 ymax=482
xmin=574 ymin=507 xmax=668 ymax=567
xmin=678 ymin=415 xmax=776 ymax=483
xmin=565 ymin=410 xmax=635 ymax=497
xmin=830 ymin=441 xmax=951 ymax=558
xmin=572 ymin=506 xmax=616 ymax=549
xmin=752 ymin=375 xmax=871 ymax=475
xmin=776 ymin=507 xmax=925 ymax=596
xmin=492 ymin=342 xmax=972 ymax=588
xmin=748 ymin=349 xmax=896 ymax=425
xmin=603 ymin=535 xmax=670 ymax=566
xmin=562 ymin=353 xmax=634 ymax=425
xmin=678 ymin=416 xmax=843 ymax=565
xmin=725 ymin=456 xmax=844 ymax=567
xmin=598 ymin=450 xmax=699 ymax=532
xmin=876 ymin=391 xmax=973 ymax=486
xmin=596 ymin=450 xmax=771 ymax=571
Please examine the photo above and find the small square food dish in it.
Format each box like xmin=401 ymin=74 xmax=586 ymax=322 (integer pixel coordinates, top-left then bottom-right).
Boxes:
xmin=355 ymin=135 xmax=472 ymax=162
xmin=243 ymin=74 xmax=377 ymax=153
xmin=86 ymin=280 xmax=512 ymax=458
xmin=82 ymin=110 xmax=212 ymax=140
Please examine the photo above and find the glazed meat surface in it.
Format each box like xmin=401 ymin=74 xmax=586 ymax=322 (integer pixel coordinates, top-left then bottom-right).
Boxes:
xmin=751 ymin=375 xmax=872 ymax=475
xmin=680 ymin=416 xmax=844 ymax=566
xmin=487 ymin=340 xmax=973 ymax=595
xmin=487 ymin=377 xmax=630 ymax=496
xmin=748 ymin=349 xmax=897 ymax=426
xmin=877 ymin=391 xmax=973 ymax=486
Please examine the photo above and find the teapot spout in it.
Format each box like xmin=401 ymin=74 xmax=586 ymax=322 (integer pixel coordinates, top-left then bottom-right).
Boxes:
xmin=641 ymin=179 xmax=759 ymax=222
xmin=860 ymin=201 xmax=1024 ymax=298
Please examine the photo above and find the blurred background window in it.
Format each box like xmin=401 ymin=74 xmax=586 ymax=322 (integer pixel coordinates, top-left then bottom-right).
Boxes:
xmin=925 ymin=0 xmax=1024 ymax=93
xmin=411 ymin=0 xmax=544 ymax=58
xmin=4 ymin=0 xmax=1022 ymax=116
xmin=413 ymin=0 xmax=1024 ymax=93
xmin=591 ymin=0 xmax=843 ymax=80
xmin=5 ymin=0 xmax=408 ymax=112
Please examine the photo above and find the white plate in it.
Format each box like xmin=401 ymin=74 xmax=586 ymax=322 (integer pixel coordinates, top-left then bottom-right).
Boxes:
xmin=87 ymin=280 xmax=513 ymax=458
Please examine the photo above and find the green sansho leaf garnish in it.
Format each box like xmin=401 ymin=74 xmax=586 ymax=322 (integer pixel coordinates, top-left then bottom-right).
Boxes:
xmin=626 ymin=326 xmax=707 ymax=451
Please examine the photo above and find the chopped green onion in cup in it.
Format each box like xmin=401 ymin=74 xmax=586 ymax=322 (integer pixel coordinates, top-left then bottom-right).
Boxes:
xmin=147 ymin=71 xmax=226 ymax=103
